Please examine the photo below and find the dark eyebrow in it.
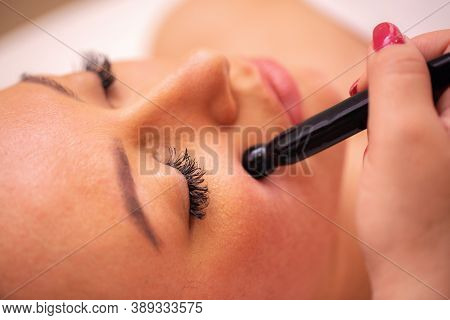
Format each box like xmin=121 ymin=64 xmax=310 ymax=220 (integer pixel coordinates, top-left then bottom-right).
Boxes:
xmin=113 ymin=141 xmax=160 ymax=248
xmin=20 ymin=74 xmax=81 ymax=101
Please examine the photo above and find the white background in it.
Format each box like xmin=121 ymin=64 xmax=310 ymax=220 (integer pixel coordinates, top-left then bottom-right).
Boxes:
xmin=1 ymin=300 xmax=449 ymax=319
xmin=0 ymin=0 xmax=449 ymax=88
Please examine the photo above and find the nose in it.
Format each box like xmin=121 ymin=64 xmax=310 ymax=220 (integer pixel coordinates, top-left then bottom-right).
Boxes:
xmin=120 ymin=50 xmax=238 ymax=132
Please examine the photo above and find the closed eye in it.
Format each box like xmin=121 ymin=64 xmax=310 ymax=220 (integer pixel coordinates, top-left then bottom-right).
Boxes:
xmin=83 ymin=52 xmax=115 ymax=92
xmin=20 ymin=51 xmax=115 ymax=104
xmin=165 ymin=148 xmax=209 ymax=219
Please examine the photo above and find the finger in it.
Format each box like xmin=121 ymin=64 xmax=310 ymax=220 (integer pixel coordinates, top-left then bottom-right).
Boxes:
xmin=412 ymin=29 xmax=450 ymax=60
xmin=437 ymin=88 xmax=450 ymax=133
xmin=349 ymin=27 xmax=450 ymax=96
xmin=349 ymin=46 xmax=370 ymax=96
xmin=366 ymin=23 xmax=438 ymax=141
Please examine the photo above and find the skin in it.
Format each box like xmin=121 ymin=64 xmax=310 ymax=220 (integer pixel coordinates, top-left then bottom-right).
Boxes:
xmin=355 ymin=30 xmax=450 ymax=299
xmin=0 ymin=52 xmax=353 ymax=299
xmin=0 ymin=1 xmax=373 ymax=299
xmin=152 ymin=0 xmax=372 ymax=297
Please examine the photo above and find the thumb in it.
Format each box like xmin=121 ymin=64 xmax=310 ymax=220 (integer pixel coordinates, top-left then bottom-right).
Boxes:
xmin=367 ymin=23 xmax=437 ymax=144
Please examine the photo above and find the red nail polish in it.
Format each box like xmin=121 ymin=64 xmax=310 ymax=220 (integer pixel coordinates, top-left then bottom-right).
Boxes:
xmin=349 ymin=79 xmax=358 ymax=96
xmin=373 ymin=22 xmax=405 ymax=51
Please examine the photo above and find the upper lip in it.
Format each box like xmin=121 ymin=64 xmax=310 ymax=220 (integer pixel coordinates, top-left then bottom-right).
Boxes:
xmin=248 ymin=58 xmax=303 ymax=124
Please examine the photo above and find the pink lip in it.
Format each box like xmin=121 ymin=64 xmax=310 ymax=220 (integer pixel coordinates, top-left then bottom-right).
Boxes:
xmin=250 ymin=58 xmax=303 ymax=124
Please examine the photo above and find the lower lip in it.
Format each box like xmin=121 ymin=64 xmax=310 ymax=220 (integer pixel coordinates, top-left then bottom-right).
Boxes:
xmin=250 ymin=58 xmax=303 ymax=124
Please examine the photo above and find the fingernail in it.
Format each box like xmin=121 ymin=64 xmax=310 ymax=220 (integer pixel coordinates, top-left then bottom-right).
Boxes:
xmin=373 ymin=22 xmax=405 ymax=51
xmin=349 ymin=79 xmax=359 ymax=96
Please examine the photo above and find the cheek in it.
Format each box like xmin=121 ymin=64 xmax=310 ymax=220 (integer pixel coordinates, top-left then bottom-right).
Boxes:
xmin=186 ymin=162 xmax=339 ymax=298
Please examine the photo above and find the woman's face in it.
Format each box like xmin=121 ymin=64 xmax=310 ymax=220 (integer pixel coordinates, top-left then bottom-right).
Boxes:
xmin=0 ymin=51 xmax=346 ymax=298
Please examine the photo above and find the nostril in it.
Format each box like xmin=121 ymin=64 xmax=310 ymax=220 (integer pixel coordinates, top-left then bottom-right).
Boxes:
xmin=118 ymin=51 xmax=239 ymax=134
xmin=180 ymin=50 xmax=238 ymax=125
xmin=210 ymin=81 xmax=238 ymax=125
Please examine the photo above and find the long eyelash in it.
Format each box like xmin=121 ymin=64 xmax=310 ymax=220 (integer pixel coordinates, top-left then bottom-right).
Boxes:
xmin=83 ymin=52 xmax=115 ymax=90
xmin=165 ymin=148 xmax=209 ymax=219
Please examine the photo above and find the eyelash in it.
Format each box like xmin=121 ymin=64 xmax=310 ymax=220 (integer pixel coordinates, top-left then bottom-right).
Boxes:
xmin=165 ymin=148 xmax=209 ymax=219
xmin=83 ymin=52 xmax=115 ymax=91
xmin=82 ymin=53 xmax=209 ymax=219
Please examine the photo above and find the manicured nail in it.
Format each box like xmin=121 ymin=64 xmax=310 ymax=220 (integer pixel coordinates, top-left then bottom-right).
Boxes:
xmin=373 ymin=22 xmax=404 ymax=51
xmin=349 ymin=79 xmax=359 ymax=96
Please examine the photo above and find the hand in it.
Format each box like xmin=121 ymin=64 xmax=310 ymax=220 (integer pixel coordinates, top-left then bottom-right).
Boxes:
xmin=352 ymin=23 xmax=450 ymax=299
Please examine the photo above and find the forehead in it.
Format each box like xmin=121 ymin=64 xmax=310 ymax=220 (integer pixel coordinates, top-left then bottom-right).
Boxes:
xmin=0 ymin=83 xmax=117 ymax=208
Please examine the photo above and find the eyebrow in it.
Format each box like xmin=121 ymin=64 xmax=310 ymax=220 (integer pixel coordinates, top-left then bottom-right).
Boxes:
xmin=20 ymin=74 xmax=81 ymax=101
xmin=113 ymin=141 xmax=160 ymax=248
